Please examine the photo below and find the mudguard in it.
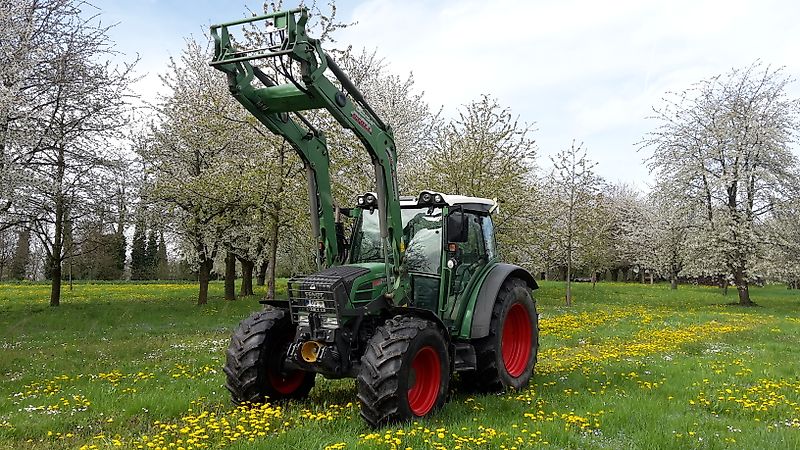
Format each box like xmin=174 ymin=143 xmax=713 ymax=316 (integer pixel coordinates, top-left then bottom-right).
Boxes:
xmin=468 ymin=263 xmax=538 ymax=339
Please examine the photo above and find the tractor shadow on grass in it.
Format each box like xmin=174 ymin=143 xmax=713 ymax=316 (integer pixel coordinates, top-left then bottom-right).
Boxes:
xmin=308 ymin=378 xmax=358 ymax=406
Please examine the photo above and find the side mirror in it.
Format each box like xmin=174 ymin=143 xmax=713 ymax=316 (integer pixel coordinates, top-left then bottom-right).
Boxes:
xmin=447 ymin=207 xmax=468 ymax=243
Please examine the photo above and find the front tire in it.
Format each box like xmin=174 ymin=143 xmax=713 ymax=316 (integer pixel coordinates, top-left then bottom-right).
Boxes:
xmin=224 ymin=308 xmax=315 ymax=403
xmin=357 ymin=316 xmax=450 ymax=428
xmin=463 ymin=277 xmax=538 ymax=392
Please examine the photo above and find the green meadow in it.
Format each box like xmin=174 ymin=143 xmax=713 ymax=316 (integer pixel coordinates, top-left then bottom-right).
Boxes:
xmin=1 ymin=281 xmax=798 ymax=449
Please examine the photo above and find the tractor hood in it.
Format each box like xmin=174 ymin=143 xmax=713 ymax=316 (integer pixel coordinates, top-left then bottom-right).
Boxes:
xmin=286 ymin=263 xmax=389 ymax=333
xmin=346 ymin=262 xmax=390 ymax=306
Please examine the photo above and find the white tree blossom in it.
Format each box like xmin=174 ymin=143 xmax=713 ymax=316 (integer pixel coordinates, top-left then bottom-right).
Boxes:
xmin=2 ymin=0 xmax=137 ymax=305
xmin=644 ymin=62 xmax=800 ymax=305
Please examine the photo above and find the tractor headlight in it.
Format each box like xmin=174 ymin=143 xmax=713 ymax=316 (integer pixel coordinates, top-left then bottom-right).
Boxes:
xmin=434 ymin=194 xmax=443 ymax=204
xmin=420 ymin=192 xmax=431 ymax=203
xmin=357 ymin=193 xmax=377 ymax=209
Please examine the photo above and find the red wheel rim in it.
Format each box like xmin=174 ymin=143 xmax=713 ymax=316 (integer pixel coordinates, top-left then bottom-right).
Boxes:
xmin=267 ymin=368 xmax=305 ymax=395
xmin=502 ymin=303 xmax=532 ymax=378
xmin=407 ymin=346 xmax=441 ymax=416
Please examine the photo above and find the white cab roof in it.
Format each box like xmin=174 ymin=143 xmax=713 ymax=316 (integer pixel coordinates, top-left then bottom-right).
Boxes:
xmin=398 ymin=191 xmax=498 ymax=213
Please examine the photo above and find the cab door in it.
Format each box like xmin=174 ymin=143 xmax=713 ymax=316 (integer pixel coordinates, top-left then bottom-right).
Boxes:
xmin=443 ymin=211 xmax=489 ymax=321
xmin=403 ymin=209 xmax=444 ymax=312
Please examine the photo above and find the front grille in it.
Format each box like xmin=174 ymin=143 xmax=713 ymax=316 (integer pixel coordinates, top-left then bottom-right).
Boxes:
xmin=287 ymin=265 xmax=371 ymax=326
xmin=288 ymin=275 xmax=339 ymax=323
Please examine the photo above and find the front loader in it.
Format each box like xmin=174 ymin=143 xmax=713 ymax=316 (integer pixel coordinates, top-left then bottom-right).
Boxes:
xmin=210 ymin=7 xmax=539 ymax=428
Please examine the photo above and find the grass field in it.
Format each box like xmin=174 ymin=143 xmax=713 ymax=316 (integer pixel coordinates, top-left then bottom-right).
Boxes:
xmin=1 ymin=280 xmax=799 ymax=449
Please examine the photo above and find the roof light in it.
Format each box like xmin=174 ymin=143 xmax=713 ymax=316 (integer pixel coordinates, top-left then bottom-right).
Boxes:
xmin=356 ymin=192 xmax=378 ymax=209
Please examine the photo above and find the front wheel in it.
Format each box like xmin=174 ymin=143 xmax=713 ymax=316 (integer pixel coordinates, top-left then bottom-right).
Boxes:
xmin=223 ymin=308 xmax=315 ymax=403
xmin=463 ymin=277 xmax=538 ymax=392
xmin=357 ymin=316 xmax=450 ymax=428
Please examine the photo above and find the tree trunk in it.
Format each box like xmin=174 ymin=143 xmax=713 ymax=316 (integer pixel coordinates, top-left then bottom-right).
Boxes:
xmin=238 ymin=257 xmax=254 ymax=296
xmin=737 ymin=284 xmax=751 ymax=305
xmin=734 ymin=268 xmax=752 ymax=306
xmin=49 ymin=145 xmax=66 ymax=307
xmin=670 ymin=271 xmax=678 ymax=290
xmin=256 ymin=261 xmax=267 ymax=286
xmin=198 ymin=258 xmax=213 ymax=305
xmin=49 ymin=258 xmax=62 ymax=307
xmin=610 ymin=268 xmax=619 ymax=282
xmin=224 ymin=251 xmax=236 ymax=301
xmin=591 ymin=271 xmax=597 ymax=289
xmin=565 ymin=262 xmax=572 ymax=306
xmin=565 ymin=279 xmax=572 ymax=306
xmin=718 ymin=274 xmax=728 ymax=296
xmin=648 ymin=271 xmax=654 ymax=285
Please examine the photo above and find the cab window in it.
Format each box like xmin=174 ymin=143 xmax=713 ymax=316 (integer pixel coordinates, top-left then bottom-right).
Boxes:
xmin=481 ymin=215 xmax=497 ymax=260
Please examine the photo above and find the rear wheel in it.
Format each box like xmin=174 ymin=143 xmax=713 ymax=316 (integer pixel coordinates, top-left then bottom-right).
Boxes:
xmin=463 ymin=277 xmax=538 ymax=392
xmin=357 ymin=316 xmax=450 ymax=428
xmin=224 ymin=308 xmax=315 ymax=403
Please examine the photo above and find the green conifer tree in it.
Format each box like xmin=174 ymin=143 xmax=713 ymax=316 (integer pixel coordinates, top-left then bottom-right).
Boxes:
xmin=144 ymin=230 xmax=158 ymax=279
xmin=130 ymin=219 xmax=147 ymax=280
xmin=8 ymin=229 xmax=31 ymax=280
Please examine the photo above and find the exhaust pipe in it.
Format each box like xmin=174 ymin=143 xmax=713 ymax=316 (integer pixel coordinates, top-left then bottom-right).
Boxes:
xmin=300 ymin=341 xmax=323 ymax=363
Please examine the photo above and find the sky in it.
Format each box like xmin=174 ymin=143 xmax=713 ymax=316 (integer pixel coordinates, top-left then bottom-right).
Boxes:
xmin=99 ymin=0 xmax=800 ymax=191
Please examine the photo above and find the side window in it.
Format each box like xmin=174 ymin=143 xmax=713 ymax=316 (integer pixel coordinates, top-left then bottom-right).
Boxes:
xmin=449 ymin=212 xmax=488 ymax=302
xmin=461 ymin=213 xmax=485 ymax=264
xmin=481 ymin=215 xmax=497 ymax=260
xmin=352 ymin=211 xmax=383 ymax=263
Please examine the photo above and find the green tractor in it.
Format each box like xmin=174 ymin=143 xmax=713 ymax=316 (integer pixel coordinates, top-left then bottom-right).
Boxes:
xmin=210 ymin=7 xmax=539 ymax=427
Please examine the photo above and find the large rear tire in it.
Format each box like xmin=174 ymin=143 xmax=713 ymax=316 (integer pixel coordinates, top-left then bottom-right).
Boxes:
xmin=463 ymin=277 xmax=538 ymax=392
xmin=357 ymin=316 xmax=450 ymax=428
xmin=224 ymin=308 xmax=315 ymax=403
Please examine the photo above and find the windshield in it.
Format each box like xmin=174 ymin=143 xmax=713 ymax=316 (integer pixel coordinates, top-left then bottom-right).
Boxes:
xmin=351 ymin=207 xmax=443 ymax=274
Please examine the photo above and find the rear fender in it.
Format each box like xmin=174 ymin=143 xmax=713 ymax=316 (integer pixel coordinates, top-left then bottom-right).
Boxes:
xmin=459 ymin=263 xmax=538 ymax=339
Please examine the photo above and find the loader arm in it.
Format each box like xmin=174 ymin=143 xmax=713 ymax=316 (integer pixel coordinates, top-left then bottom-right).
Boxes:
xmin=210 ymin=8 xmax=406 ymax=295
xmin=214 ymin=58 xmax=338 ymax=268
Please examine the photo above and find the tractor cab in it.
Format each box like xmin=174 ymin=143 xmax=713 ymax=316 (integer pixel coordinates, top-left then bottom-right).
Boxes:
xmin=350 ymin=191 xmax=499 ymax=329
